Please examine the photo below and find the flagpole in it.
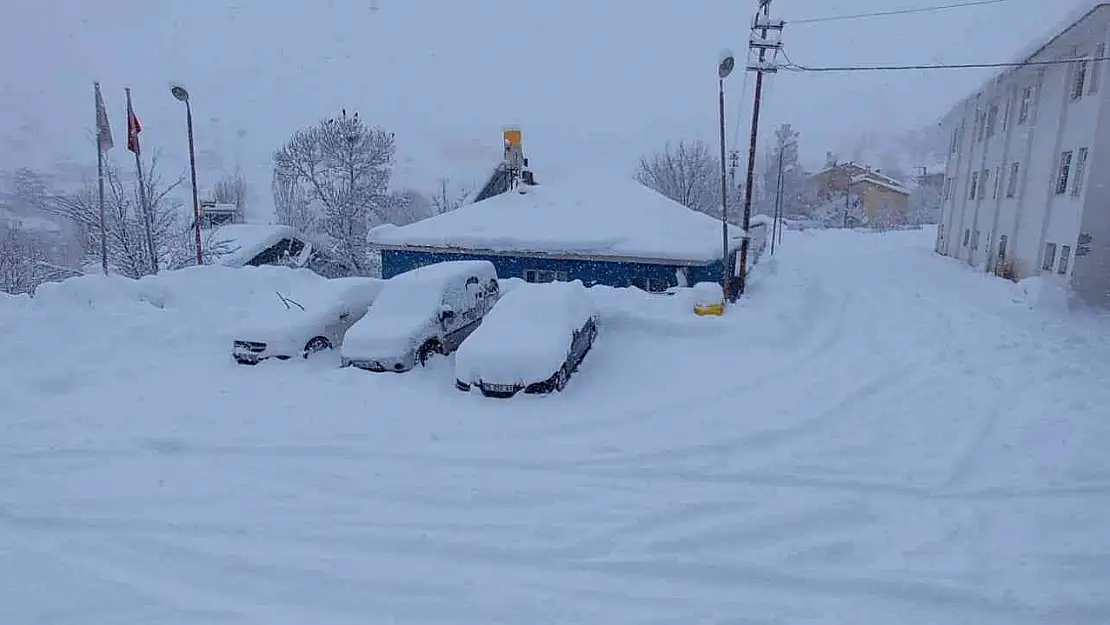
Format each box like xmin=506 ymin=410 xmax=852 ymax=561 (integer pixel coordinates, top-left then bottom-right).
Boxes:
xmin=127 ymin=88 xmax=157 ymax=274
xmin=94 ymin=82 xmax=109 ymax=275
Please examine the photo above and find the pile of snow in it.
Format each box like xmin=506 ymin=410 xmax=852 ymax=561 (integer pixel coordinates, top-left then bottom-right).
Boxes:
xmin=1017 ymin=276 xmax=1073 ymax=313
xmin=455 ymin=280 xmax=594 ymax=385
xmin=370 ymin=170 xmax=747 ymax=263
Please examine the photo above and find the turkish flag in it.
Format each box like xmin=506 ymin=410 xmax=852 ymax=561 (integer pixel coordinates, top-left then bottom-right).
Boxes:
xmin=126 ymin=89 xmax=142 ymax=154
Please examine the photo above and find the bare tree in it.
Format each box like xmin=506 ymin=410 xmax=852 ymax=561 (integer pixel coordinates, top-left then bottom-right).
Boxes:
xmin=430 ymin=177 xmax=472 ymax=215
xmin=0 ymin=222 xmax=81 ymax=294
xmin=51 ymin=156 xmax=198 ymax=278
xmin=636 ymin=140 xmax=720 ymax=216
xmin=213 ymin=173 xmax=248 ymax=223
xmin=273 ymin=110 xmax=396 ymax=275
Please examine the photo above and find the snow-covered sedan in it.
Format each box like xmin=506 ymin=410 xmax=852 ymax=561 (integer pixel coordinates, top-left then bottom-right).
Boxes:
xmin=454 ymin=280 xmax=598 ymax=398
xmin=232 ymin=276 xmax=385 ymax=365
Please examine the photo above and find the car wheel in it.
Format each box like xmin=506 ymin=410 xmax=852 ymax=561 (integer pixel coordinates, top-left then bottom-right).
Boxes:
xmin=303 ymin=336 xmax=332 ymax=358
xmin=417 ymin=340 xmax=441 ymax=366
xmin=554 ymin=366 xmax=569 ymax=392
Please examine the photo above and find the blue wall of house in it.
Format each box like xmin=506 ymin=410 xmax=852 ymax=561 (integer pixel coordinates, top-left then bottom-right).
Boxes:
xmin=380 ymin=249 xmax=736 ymax=291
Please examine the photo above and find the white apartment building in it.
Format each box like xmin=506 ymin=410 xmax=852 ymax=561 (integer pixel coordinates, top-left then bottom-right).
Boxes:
xmin=936 ymin=2 xmax=1110 ymax=307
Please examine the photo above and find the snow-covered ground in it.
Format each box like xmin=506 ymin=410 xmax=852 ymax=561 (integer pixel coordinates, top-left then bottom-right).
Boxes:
xmin=3 ymin=227 xmax=1110 ymax=624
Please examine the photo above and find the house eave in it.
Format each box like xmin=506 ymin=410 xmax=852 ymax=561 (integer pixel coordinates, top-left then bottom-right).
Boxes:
xmin=372 ymin=243 xmax=728 ymax=266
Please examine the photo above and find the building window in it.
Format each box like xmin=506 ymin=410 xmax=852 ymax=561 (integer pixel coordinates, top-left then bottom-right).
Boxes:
xmin=1018 ymin=87 xmax=1033 ymax=124
xmin=1073 ymin=59 xmax=1089 ymax=99
xmin=949 ymin=127 xmax=960 ymax=154
xmin=1059 ymin=245 xmax=1072 ymax=274
xmin=986 ymin=104 xmax=999 ymax=137
xmin=1007 ymin=162 xmax=1020 ymax=198
xmin=1072 ymin=147 xmax=1089 ymax=196
xmin=1092 ymin=43 xmax=1107 ymax=94
xmin=1056 ymin=151 xmax=1073 ymax=195
xmin=943 ymin=176 xmax=952 ymax=201
xmin=980 ymin=169 xmax=990 ymax=199
xmin=1043 ymin=243 xmax=1057 ymax=271
xmin=993 ymin=166 xmax=1001 ymax=199
xmin=963 ymin=229 xmax=971 ymax=246
xmin=971 ymin=230 xmax=980 ymax=250
xmin=524 ymin=269 xmax=567 ymax=283
xmin=998 ymin=235 xmax=1008 ymax=261
xmin=969 ymin=171 xmax=979 ymax=199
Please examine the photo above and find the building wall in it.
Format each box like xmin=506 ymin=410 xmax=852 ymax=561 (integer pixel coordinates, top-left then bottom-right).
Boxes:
xmin=859 ymin=184 xmax=910 ymax=224
xmin=938 ymin=5 xmax=1110 ymax=305
xmin=380 ymin=249 xmax=733 ymax=292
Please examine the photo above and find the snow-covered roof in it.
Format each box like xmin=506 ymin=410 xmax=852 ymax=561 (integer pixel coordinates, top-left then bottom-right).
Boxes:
xmin=850 ymin=174 xmax=911 ymax=195
xmin=210 ymin=224 xmax=298 ymax=267
xmin=369 ymin=171 xmax=746 ymax=265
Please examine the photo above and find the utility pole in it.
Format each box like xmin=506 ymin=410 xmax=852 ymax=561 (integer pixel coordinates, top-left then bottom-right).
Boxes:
xmin=737 ymin=0 xmax=783 ymax=298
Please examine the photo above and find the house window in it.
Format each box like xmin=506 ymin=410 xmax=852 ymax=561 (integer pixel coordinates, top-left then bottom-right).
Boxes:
xmin=976 ymin=109 xmax=988 ymax=142
xmin=1002 ymin=94 xmax=1012 ymax=131
xmin=1043 ymin=243 xmax=1057 ymax=271
xmin=993 ymin=167 xmax=1001 ymax=199
xmin=524 ymin=269 xmax=567 ymax=283
xmin=1056 ymin=151 xmax=1074 ymax=195
xmin=1072 ymin=147 xmax=1089 ymax=196
xmin=629 ymin=277 xmax=666 ymax=292
xmin=1018 ymin=87 xmax=1033 ymax=124
xmin=963 ymin=229 xmax=971 ymax=246
xmin=969 ymin=171 xmax=979 ymax=199
xmin=1073 ymin=59 xmax=1089 ymax=100
xmin=986 ymin=104 xmax=999 ymax=138
xmin=1059 ymin=245 xmax=1072 ymax=274
xmin=980 ymin=169 xmax=990 ymax=199
xmin=1091 ymin=43 xmax=1106 ymax=94
xmin=943 ymin=176 xmax=951 ymax=201
xmin=998 ymin=235 xmax=1008 ymax=261
xmin=1007 ymin=162 xmax=1020 ymax=198
xmin=949 ymin=127 xmax=960 ymax=154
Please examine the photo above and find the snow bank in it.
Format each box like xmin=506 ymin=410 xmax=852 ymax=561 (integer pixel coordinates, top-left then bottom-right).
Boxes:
xmin=1017 ymin=276 xmax=1073 ymax=314
xmin=371 ymin=170 xmax=747 ymax=263
xmin=455 ymin=280 xmax=594 ymax=385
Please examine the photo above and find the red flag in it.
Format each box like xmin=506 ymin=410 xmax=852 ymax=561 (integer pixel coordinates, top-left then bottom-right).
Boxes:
xmin=126 ymin=88 xmax=142 ymax=154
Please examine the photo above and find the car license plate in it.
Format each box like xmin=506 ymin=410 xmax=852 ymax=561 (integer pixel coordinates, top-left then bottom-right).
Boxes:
xmin=484 ymin=383 xmax=517 ymax=393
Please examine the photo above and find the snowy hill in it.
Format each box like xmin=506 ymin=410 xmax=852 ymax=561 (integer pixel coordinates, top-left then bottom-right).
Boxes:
xmin=3 ymin=226 xmax=1109 ymax=624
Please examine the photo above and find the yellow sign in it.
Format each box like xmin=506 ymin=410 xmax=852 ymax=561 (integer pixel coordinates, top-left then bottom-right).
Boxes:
xmin=503 ymin=128 xmax=522 ymax=148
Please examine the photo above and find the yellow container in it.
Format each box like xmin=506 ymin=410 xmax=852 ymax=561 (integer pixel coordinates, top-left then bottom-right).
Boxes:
xmin=694 ymin=301 xmax=725 ymax=316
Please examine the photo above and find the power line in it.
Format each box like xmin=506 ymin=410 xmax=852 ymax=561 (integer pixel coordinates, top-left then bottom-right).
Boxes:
xmin=788 ymin=0 xmax=1014 ymax=25
xmin=781 ymin=55 xmax=1105 ymax=73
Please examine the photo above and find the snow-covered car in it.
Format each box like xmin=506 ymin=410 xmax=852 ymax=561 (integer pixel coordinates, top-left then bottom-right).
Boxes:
xmin=454 ymin=280 xmax=598 ymax=398
xmin=342 ymin=260 xmax=499 ymax=372
xmin=232 ymin=276 xmax=386 ymax=364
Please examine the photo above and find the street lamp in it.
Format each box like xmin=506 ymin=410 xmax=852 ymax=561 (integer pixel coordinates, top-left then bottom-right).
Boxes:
xmin=718 ymin=49 xmax=735 ymax=301
xmin=171 ymin=84 xmax=203 ymax=265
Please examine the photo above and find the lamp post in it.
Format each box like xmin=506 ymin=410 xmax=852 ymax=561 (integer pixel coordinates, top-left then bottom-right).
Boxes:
xmin=171 ymin=84 xmax=203 ymax=265
xmin=718 ymin=49 xmax=735 ymax=301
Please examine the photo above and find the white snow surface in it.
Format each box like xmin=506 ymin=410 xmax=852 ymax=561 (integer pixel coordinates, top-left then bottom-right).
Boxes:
xmin=210 ymin=224 xmax=298 ymax=267
xmin=454 ymin=280 xmax=595 ymax=386
xmin=4 ymin=227 xmax=1110 ymax=624
xmin=370 ymin=170 xmax=747 ymax=263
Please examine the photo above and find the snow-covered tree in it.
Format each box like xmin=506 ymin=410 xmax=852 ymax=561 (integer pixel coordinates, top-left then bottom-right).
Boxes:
xmin=213 ymin=173 xmax=248 ymax=223
xmin=430 ymin=177 xmax=472 ymax=215
xmin=760 ymin=123 xmax=815 ymax=218
xmin=811 ymin=191 xmax=867 ymax=229
xmin=909 ymin=182 xmax=942 ymax=225
xmin=273 ymin=110 xmax=396 ymax=275
xmin=51 ymin=157 xmax=218 ymax=277
xmin=636 ymin=140 xmax=722 ymax=216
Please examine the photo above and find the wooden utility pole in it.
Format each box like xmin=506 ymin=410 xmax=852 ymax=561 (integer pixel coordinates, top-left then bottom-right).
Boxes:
xmin=737 ymin=0 xmax=783 ymax=298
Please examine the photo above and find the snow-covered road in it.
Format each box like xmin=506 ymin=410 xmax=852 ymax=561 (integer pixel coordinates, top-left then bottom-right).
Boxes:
xmin=3 ymin=227 xmax=1109 ymax=624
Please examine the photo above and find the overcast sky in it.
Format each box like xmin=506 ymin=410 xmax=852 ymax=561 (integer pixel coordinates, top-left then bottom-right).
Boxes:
xmin=0 ymin=0 xmax=1097 ymax=214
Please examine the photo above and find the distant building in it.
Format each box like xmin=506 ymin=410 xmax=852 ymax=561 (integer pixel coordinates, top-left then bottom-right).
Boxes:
xmin=209 ymin=224 xmax=350 ymax=278
xmin=196 ymin=201 xmax=240 ymax=229
xmin=810 ymin=161 xmax=911 ymax=227
xmin=936 ymin=2 xmax=1110 ymax=307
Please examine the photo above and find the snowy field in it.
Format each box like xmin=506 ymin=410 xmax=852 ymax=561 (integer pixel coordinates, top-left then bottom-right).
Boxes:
xmin=3 ymin=226 xmax=1110 ymax=624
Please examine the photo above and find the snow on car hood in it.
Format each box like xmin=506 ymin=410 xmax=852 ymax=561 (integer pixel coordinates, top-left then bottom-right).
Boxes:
xmin=241 ymin=307 xmax=331 ymax=353
xmin=455 ymin=281 xmax=595 ymax=386
xmin=342 ymin=312 xmax=432 ymax=361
